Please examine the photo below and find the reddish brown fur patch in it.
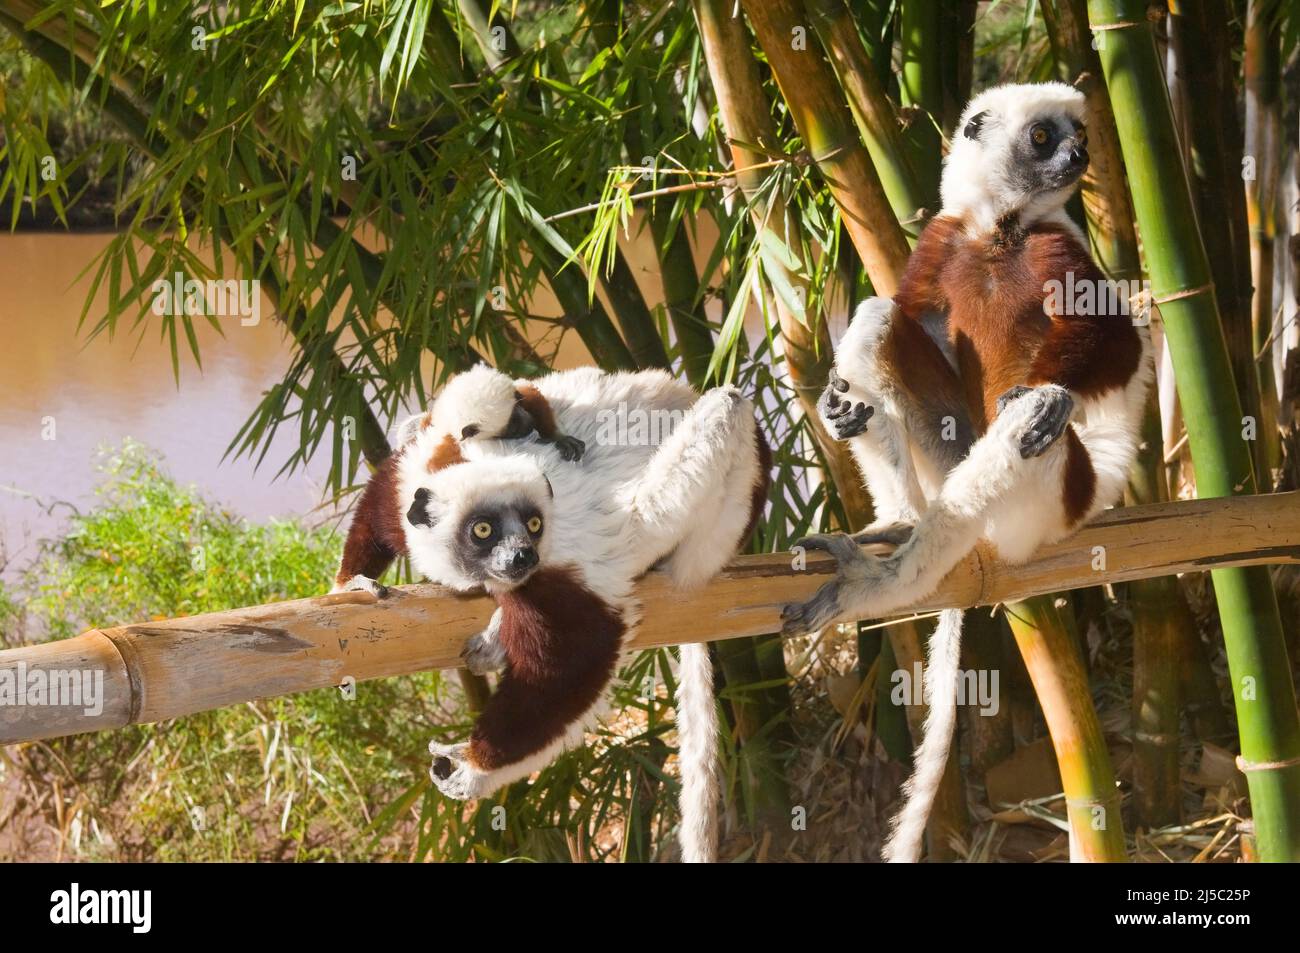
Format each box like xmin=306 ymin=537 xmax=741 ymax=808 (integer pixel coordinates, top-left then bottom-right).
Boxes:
xmin=467 ymin=566 xmax=625 ymax=771
xmin=895 ymin=215 xmax=1142 ymax=432
xmin=1061 ymin=426 xmax=1096 ymax=525
xmin=419 ymin=410 xmax=434 ymax=431
xmin=427 ymin=433 xmax=465 ymax=473
xmin=335 ymin=452 xmax=409 ymax=586
xmin=515 ymin=383 xmax=559 ymax=439
xmin=895 ymin=215 xmax=964 ymax=318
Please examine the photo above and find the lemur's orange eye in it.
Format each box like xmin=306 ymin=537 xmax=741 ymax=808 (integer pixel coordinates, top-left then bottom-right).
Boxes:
xmin=1031 ymin=126 xmax=1050 ymax=146
xmin=527 ymin=516 xmax=543 ymax=535
xmin=472 ymin=521 xmax=493 ymax=539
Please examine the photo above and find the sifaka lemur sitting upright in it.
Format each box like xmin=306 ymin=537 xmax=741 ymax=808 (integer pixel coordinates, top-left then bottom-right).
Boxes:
xmin=781 ymin=82 xmax=1151 ymax=862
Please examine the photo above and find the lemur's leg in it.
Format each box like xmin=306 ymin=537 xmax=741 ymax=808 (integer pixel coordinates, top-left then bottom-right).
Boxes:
xmin=331 ymin=456 xmax=405 ymax=596
xmin=628 ymin=386 xmax=756 ymax=576
xmin=828 ymin=298 xmax=975 ymax=535
xmin=782 ymin=386 xmax=1074 ymax=634
xmin=660 ymin=421 xmax=768 ymax=588
xmin=460 ymin=607 xmax=506 ymax=675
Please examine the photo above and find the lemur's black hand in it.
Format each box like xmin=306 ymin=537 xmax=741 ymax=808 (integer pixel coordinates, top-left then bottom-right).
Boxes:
xmin=554 ymin=434 xmax=586 ymax=462
xmin=1018 ymin=386 xmax=1074 ymax=458
xmin=819 ymin=369 xmax=874 ymax=440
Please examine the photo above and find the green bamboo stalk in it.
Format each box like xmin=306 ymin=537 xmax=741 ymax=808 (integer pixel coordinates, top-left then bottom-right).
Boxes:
xmin=1091 ymin=0 xmax=1300 ymax=861
xmin=714 ymin=634 xmax=790 ymax=827
xmin=694 ymin=0 xmax=872 ymax=520
xmin=807 ymin=0 xmax=928 ymax=235
xmin=737 ymin=0 xmax=912 ymax=294
xmin=1128 ymin=575 xmax=1184 ymax=827
xmin=1245 ymin=0 xmax=1284 ymax=485
xmin=1042 ymin=0 xmax=1194 ymax=829
xmin=1166 ymin=2 xmax=1266 ymax=474
xmin=851 ymin=0 xmax=895 ymax=88
xmin=1005 ymin=597 xmax=1128 ymax=860
xmin=896 ymin=0 xmax=943 ymax=194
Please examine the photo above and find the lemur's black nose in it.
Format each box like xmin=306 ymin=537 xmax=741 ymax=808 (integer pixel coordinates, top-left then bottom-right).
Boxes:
xmin=512 ymin=546 xmax=538 ymax=571
xmin=1069 ymin=143 xmax=1089 ymax=167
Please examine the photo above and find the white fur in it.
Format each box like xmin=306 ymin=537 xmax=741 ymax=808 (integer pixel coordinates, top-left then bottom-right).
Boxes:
xmin=397 ymin=368 xmax=761 ymax=862
xmin=390 ymin=364 xmax=521 ymax=456
xmin=431 ymin=364 xmax=519 ymax=439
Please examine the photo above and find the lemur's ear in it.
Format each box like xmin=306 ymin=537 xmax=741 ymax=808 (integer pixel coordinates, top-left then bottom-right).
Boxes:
xmin=406 ymin=487 xmax=436 ymax=528
xmin=963 ymin=110 xmax=989 ymax=141
xmin=461 ymin=424 xmax=481 ymax=440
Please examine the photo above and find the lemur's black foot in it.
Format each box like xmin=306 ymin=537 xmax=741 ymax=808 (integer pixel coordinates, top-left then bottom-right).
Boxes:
xmin=781 ymin=532 xmax=874 ymax=636
xmin=1017 ymin=386 xmax=1074 ymax=459
xmin=554 ymin=434 xmax=586 ymax=462
xmin=820 ymin=369 xmax=874 ymax=440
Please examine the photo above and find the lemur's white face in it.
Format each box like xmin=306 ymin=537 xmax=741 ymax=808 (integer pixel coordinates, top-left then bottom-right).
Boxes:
xmin=940 ymin=82 xmax=1089 ymax=228
xmin=401 ymin=457 xmax=554 ymax=593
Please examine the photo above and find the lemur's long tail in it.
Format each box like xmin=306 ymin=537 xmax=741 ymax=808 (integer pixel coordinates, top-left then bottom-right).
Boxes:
xmin=882 ymin=607 xmax=965 ymax=863
xmin=676 ymin=641 xmax=720 ymax=862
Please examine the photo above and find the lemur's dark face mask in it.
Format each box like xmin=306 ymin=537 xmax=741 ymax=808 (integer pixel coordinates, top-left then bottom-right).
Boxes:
xmin=1018 ymin=117 xmax=1089 ymax=192
xmin=460 ymin=503 xmax=545 ymax=586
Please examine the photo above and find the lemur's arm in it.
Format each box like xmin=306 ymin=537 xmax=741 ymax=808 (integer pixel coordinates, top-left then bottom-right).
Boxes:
xmin=333 ymin=455 xmax=406 ymax=594
xmin=460 ymin=607 xmax=505 ymax=675
xmin=995 ymin=229 xmax=1143 ymax=458
xmin=511 ymin=383 xmax=585 ymax=461
xmin=429 ymin=567 xmax=625 ymax=800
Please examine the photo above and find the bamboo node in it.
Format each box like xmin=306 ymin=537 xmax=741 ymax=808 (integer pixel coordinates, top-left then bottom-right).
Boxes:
xmin=1140 ymin=282 xmax=1217 ymax=328
xmin=1234 ymin=753 xmax=1300 ymax=773
xmin=1152 ymin=282 xmax=1216 ymax=305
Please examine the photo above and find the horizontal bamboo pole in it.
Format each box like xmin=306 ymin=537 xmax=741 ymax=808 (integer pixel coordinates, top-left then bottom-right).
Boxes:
xmin=2 ymin=493 xmax=1298 ymax=745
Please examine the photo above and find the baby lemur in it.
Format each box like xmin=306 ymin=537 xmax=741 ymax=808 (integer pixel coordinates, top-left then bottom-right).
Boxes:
xmin=781 ymin=82 xmax=1151 ymax=862
xmin=333 ymin=367 xmax=771 ymax=862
